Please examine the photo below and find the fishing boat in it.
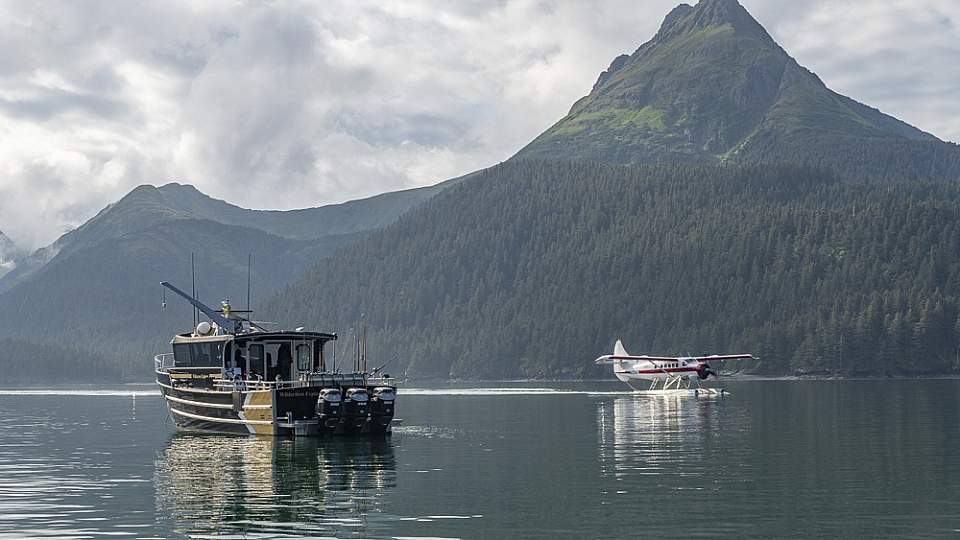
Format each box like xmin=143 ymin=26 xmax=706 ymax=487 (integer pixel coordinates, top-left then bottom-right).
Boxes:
xmin=154 ymin=281 xmax=396 ymax=437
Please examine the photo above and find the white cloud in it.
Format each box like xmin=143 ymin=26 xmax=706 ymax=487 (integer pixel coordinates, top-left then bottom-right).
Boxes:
xmin=0 ymin=0 xmax=957 ymax=249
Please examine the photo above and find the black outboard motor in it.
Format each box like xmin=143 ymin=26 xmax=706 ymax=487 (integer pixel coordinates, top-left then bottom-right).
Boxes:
xmin=369 ymin=386 xmax=396 ymax=435
xmin=343 ymin=388 xmax=370 ymax=434
xmin=317 ymin=388 xmax=343 ymax=433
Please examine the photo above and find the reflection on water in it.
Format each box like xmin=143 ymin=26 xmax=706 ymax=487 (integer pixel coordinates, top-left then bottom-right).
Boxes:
xmin=3 ymin=382 xmax=960 ymax=539
xmin=0 ymin=395 xmax=156 ymax=539
xmin=155 ymin=435 xmax=396 ymax=538
xmin=597 ymin=395 xmax=721 ymax=484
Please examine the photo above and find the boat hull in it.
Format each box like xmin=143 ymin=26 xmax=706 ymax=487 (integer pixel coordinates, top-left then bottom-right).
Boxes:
xmin=156 ymin=376 xmax=394 ymax=437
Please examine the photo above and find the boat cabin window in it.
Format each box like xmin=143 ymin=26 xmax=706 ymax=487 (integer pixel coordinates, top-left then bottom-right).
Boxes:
xmin=172 ymin=341 xmax=225 ymax=367
xmin=249 ymin=344 xmax=265 ymax=378
xmin=296 ymin=343 xmax=311 ymax=372
xmin=231 ymin=348 xmax=243 ymax=369
xmin=191 ymin=342 xmax=221 ymax=366
xmin=172 ymin=343 xmax=191 ymax=366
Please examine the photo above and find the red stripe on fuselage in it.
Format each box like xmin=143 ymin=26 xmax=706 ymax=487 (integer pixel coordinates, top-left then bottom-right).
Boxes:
xmin=615 ymin=367 xmax=699 ymax=375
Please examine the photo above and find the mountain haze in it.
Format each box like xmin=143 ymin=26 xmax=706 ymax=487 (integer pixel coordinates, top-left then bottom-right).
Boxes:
xmin=0 ymin=180 xmax=453 ymax=293
xmin=517 ymin=0 xmax=960 ymax=180
xmin=0 ymin=180 xmax=453 ymax=379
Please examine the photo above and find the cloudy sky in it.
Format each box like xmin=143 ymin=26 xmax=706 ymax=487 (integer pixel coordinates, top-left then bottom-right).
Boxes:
xmin=0 ymin=0 xmax=958 ymax=250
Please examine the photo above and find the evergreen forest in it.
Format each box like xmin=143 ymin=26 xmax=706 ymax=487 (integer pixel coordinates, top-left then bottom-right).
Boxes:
xmin=266 ymin=160 xmax=960 ymax=379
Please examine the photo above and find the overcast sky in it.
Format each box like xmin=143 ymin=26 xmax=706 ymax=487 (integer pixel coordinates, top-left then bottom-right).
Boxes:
xmin=1 ymin=0 xmax=958 ymax=250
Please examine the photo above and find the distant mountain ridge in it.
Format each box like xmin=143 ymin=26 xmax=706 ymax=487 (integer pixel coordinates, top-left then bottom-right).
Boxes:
xmin=0 ymin=179 xmax=455 ymax=379
xmin=0 ymin=180 xmax=453 ymax=293
xmin=517 ymin=0 xmax=960 ymax=180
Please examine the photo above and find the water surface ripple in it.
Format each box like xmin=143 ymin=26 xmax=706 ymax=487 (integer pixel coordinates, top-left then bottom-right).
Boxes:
xmin=0 ymin=380 xmax=958 ymax=538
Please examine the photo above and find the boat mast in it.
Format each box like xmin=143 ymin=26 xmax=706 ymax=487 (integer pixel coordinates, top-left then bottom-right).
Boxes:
xmin=191 ymin=253 xmax=197 ymax=328
xmin=361 ymin=318 xmax=367 ymax=373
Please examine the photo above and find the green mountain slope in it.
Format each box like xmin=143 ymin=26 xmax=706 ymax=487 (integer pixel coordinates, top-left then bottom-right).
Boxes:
xmin=0 ymin=337 xmax=120 ymax=384
xmin=0 ymin=180 xmax=452 ymax=380
xmin=265 ymin=161 xmax=960 ymax=379
xmin=516 ymin=0 xmax=960 ymax=180
xmin=0 ymin=180 xmax=452 ymax=293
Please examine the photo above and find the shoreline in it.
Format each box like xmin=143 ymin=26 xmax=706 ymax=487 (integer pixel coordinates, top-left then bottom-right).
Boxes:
xmin=3 ymin=374 xmax=960 ymax=391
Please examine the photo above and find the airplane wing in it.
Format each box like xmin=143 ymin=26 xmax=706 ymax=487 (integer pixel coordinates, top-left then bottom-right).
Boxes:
xmin=595 ymin=354 xmax=680 ymax=365
xmin=685 ymin=354 xmax=756 ymax=362
xmin=595 ymin=353 xmax=756 ymax=364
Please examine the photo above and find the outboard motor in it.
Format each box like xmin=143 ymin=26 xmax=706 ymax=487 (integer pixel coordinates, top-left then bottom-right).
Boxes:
xmin=369 ymin=386 xmax=396 ymax=434
xmin=343 ymin=388 xmax=370 ymax=433
xmin=317 ymin=388 xmax=342 ymax=433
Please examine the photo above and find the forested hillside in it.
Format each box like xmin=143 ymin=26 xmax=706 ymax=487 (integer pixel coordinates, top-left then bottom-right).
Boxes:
xmin=266 ymin=161 xmax=960 ymax=378
xmin=0 ymin=180 xmax=453 ymax=381
xmin=0 ymin=338 xmax=122 ymax=385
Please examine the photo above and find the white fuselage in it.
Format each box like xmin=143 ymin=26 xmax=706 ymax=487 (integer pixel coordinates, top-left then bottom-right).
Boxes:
xmin=611 ymin=358 xmax=704 ymax=383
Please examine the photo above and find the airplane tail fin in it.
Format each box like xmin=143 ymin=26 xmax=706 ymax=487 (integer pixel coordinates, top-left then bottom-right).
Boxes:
xmin=614 ymin=339 xmax=628 ymax=357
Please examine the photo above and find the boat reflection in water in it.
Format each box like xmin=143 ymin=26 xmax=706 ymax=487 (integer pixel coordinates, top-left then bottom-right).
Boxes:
xmin=155 ymin=434 xmax=396 ymax=537
xmin=596 ymin=394 xmax=724 ymax=482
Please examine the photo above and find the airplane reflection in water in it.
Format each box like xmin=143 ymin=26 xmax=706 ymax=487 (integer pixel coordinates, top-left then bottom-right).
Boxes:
xmin=596 ymin=395 xmax=724 ymax=483
xmin=154 ymin=434 xmax=396 ymax=537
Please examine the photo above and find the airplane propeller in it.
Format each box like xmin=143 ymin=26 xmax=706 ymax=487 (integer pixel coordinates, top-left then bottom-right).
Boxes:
xmin=697 ymin=363 xmax=719 ymax=380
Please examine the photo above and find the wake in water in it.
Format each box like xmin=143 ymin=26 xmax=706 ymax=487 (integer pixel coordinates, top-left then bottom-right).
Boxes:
xmin=0 ymin=387 xmax=658 ymax=397
xmin=0 ymin=389 xmax=158 ymax=397
xmin=400 ymin=388 xmax=635 ymax=396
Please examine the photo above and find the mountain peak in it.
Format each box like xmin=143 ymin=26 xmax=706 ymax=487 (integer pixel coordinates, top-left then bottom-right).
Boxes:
xmin=515 ymin=0 xmax=949 ymax=178
xmin=655 ymin=0 xmax=770 ymax=44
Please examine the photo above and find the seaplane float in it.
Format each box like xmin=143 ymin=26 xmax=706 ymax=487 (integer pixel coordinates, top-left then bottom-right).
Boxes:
xmin=595 ymin=340 xmax=756 ymax=395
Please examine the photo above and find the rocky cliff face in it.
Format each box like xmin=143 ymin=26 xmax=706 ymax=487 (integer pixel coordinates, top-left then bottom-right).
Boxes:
xmin=0 ymin=230 xmax=18 ymax=278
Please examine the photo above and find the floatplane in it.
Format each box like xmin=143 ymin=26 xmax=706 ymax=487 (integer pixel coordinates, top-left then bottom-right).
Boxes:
xmin=596 ymin=340 xmax=756 ymax=395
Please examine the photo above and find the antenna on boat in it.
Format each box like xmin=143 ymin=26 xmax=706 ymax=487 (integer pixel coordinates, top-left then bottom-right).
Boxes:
xmin=161 ymin=281 xmax=240 ymax=334
xmin=191 ymin=253 xmax=197 ymax=328
xmin=246 ymin=253 xmax=252 ymax=312
xmin=331 ymin=334 xmax=337 ymax=373
xmin=361 ymin=316 xmax=368 ymax=373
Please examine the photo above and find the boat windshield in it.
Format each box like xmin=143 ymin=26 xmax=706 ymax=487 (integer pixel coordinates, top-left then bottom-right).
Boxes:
xmin=172 ymin=341 xmax=227 ymax=368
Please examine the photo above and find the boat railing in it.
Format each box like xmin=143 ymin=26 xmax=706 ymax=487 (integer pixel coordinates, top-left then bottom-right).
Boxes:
xmin=158 ymin=357 xmax=399 ymax=391
xmin=209 ymin=374 xmax=398 ymax=392
xmin=295 ymin=373 xmax=397 ymax=388
xmin=368 ymin=375 xmax=398 ymax=387
xmin=213 ymin=377 xmax=274 ymax=392
xmin=154 ymin=353 xmax=175 ymax=370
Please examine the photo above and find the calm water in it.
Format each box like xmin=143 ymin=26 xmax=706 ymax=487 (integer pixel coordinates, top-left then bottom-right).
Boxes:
xmin=0 ymin=380 xmax=959 ymax=539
